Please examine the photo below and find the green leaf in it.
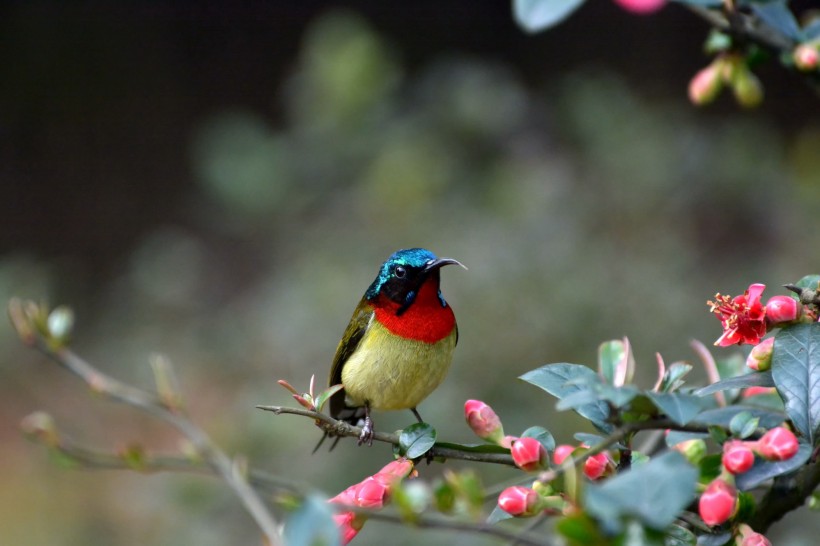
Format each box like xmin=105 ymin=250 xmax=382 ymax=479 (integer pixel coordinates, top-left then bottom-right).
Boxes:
xmin=735 ymin=443 xmax=812 ymax=490
xmin=599 ymin=339 xmax=633 ymax=387
xmin=793 ymin=274 xmax=820 ymax=290
xmin=694 ymin=406 xmax=786 ymax=430
xmin=520 ymin=363 xmax=612 ymax=432
xmin=598 ymin=384 xmax=641 ymax=408
xmin=522 ymin=426 xmax=556 ymax=452
xmin=695 ymin=370 xmax=774 ymax=396
xmin=584 ymin=452 xmax=698 ymax=533
xmin=771 ymin=323 xmax=820 ymax=444
xmin=283 ymin=494 xmax=340 ymax=546
xmin=751 ymin=1 xmax=802 ymax=40
xmin=728 ymin=411 xmax=759 ymax=439
xmin=399 ymin=423 xmax=437 ymax=459
xmin=696 ymin=531 xmax=734 ymax=546
xmin=512 ymin=0 xmax=587 ymax=33
xmin=556 ymin=513 xmax=608 ymax=545
xmin=661 ymin=362 xmax=693 ymax=393
xmin=314 ymin=384 xmax=344 ymax=412
xmin=646 ymin=392 xmax=704 ymax=426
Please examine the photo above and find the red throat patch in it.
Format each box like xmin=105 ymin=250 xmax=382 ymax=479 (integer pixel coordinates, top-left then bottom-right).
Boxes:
xmin=373 ymin=280 xmax=456 ymax=343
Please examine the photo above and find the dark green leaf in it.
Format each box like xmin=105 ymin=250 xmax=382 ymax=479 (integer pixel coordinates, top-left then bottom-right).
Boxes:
xmin=486 ymin=504 xmax=514 ymax=524
xmin=598 ymin=384 xmax=640 ymax=408
xmin=751 ymin=1 xmax=802 ymax=40
xmin=695 ymin=371 xmax=774 ymax=396
xmin=804 ymin=22 xmax=820 ymax=41
xmin=584 ymin=452 xmax=697 ymax=533
xmin=646 ymin=392 xmax=704 ymax=426
xmin=556 ymin=388 xmax=600 ymax=411
xmin=512 ymin=0 xmax=587 ymax=33
xmin=696 ymin=531 xmax=733 ymax=546
xmin=574 ymin=432 xmax=607 ymax=446
xmin=556 ymin=513 xmax=607 ymax=544
xmin=793 ymin=274 xmax=820 ymax=291
xmin=694 ymin=406 xmax=785 ymax=430
xmin=698 ymin=454 xmax=723 ymax=484
xmin=665 ymin=523 xmax=697 ymax=546
xmin=520 ymin=363 xmax=612 ymax=432
xmin=735 ymin=443 xmax=812 ymax=490
xmin=771 ymin=323 xmax=820 ymax=444
xmin=522 ymin=426 xmax=555 ymax=452
xmin=284 ymin=494 xmax=340 ymax=546
xmin=399 ymin=423 xmax=437 ymax=459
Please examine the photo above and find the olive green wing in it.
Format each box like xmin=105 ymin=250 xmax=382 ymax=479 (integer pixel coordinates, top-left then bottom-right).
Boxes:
xmin=328 ymin=298 xmax=374 ymax=419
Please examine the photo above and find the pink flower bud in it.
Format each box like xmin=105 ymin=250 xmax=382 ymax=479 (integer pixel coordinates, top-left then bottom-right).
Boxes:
xmin=689 ymin=61 xmax=724 ymax=105
xmin=354 ymin=477 xmax=389 ymax=509
xmin=723 ymin=442 xmax=755 ymax=475
xmin=374 ymin=457 xmax=415 ymax=482
xmin=756 ymin=427 xmax=799 ymax=461
xmin=699 ymin=478 xmax=738 ymax=526
xmin=765 ymin=295 xmax=802 ymax=325
xmin=794 ymin=44 xmax=819 ymax=72
xmin=613 ymin=0 xmax=666 ymax=14
xmin=583 ymin=452 xmax=609 ymax=480
xmin=333 ymin=511 xmax=364 ymax=545
xmin=511 ymin=437 xmax=548 ymax=471
xmin=740 ymin=532 xmax=772 ymax=546
xmin=746 ymin=337 xmax=774 ymax=372
xmin=464 ymin=399 xmax=505 ymax=444
xmin=553 ymin=444 xmax=575 ymax=465
xmin=497 ymin=486 xmax=543 ymax=517
xmin=742 ymin=386 xmax=777 ymax=398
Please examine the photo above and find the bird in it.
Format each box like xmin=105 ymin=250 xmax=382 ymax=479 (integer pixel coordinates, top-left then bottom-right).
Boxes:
xmin=322 ymin=248 xmax=465 ymax=448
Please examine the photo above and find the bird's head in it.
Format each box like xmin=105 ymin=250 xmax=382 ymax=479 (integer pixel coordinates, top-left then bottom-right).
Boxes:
xmin=365 ymin=248 xmax=465 ymax=313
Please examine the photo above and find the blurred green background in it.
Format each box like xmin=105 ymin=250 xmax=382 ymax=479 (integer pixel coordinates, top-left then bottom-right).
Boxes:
xmin=2 ymin=2 xmax=820 ymax=545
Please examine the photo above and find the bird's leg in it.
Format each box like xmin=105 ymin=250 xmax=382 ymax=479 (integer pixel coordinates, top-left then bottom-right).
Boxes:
xmin=411 ymin=407 xmax=424 ymax=423
xmin=358 ymin=403 xmax=374 ymax=446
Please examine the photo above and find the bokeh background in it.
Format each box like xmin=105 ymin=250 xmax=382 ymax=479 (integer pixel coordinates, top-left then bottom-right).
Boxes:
xmin=2 ymin=1 xmax=820 ymax=545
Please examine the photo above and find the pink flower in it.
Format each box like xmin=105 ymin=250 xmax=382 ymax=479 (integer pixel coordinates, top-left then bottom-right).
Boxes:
xmin=511 ymin=437 xmax=548 ymax=472
xmin=464 ymin=399 xmax=505 ymax=444
xmin=755 ymin=427 xmax=799 ymax=461
xmin=746 ymin=337 xmax=774 ymax=372
xmin=497 ymin=486 xmax=543 ymax=517
xmin=553 ymin=444 xmax=575 ymax=465
xmin=353 ymin=477 xmax=389 ymax=509
xmin=613 ymin=0 xmax=666 ymax=14
xmin=765 ymin=295 xmax=801 ymax=325
xmin=740 ymin=532 xmax=772 ymax=546
xmin=583 ymin=452 xmax=609 ymax=480
xmin=722 ymin=442 xmax=755 ymax=475
xmin=709 ymin=284 xmax=767 ymax=346
xmin=699 ymin=478 xmax=738 ymax=526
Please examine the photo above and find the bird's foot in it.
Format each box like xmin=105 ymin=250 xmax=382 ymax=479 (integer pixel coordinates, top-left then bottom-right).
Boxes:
xmin=357 ymin=415 xmax=374 ymax=446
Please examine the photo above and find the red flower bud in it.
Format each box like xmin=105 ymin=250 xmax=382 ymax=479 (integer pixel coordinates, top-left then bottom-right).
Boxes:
xmin=756 ymin=427 xmax=799 ymax=461
xmin=553 ymin=444 xmax=575 ymax=465
xmin=699 ymin=478 xmax=738 ymax=526
xmin=746 ymin=337 xmax=774 ymax=372
xmin=765 ymin=295 xmax=802 ymax=325
xmin=794 ymin=44 xmax=819 ymax=72
xmin=511 ymin=437 xmax=548 ymax=471
xmin=583 ymin=452 xmax=609 ymax=480
xmin=722 ymin=441 xmax=755 ymax=475
xmin=497 ymin=486 xmax=543 ymax=517
xmin=742 ymin=386 xmax=777 ymax=398
xmin=613 ymin=0 xmax=666 ymax=14
xmin=464 ymin=399 xmax=505 ymax=444
xmin=740 ymin=532 xmax=772 ymax=546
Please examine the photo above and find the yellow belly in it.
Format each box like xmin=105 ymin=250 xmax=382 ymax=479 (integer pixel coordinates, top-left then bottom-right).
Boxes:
xmin=341 ymin=318 xmax=456 ymax=411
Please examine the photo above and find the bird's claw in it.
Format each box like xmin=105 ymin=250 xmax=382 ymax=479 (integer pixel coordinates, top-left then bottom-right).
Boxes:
xmin=357 ymin=416 xmax=374 ymax=446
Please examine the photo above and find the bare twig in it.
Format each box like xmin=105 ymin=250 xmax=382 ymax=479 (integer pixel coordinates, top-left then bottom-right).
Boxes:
xmin=256 ymin=405 xmax=517 ymax=466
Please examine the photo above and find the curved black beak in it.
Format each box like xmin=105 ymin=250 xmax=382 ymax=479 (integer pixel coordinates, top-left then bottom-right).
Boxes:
xmin=422 ymin=257 xmax=468 ymax=273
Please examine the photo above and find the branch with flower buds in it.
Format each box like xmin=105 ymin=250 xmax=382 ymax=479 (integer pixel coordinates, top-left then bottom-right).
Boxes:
xmin=8 ymin=299 xmax=283 ymax=546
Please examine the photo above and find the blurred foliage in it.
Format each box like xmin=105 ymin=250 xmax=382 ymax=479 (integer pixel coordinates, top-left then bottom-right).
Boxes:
xmin=3 ymin=8 xmax=820 ymax=546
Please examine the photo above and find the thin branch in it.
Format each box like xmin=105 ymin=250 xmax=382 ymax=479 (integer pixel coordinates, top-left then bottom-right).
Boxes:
xmin=37 ymin=343 xmax=282 ymax=545
xmin=257 ymin=405 xmax=517 ymax=466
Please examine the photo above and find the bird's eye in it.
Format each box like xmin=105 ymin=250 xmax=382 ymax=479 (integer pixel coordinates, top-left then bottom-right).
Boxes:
xmin=394 ymin=266 xmax=407 ymax=278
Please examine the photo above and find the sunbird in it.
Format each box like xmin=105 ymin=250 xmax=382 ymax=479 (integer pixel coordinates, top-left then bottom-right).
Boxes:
xmin=325 ymin=248 xmax=465 ymax=446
